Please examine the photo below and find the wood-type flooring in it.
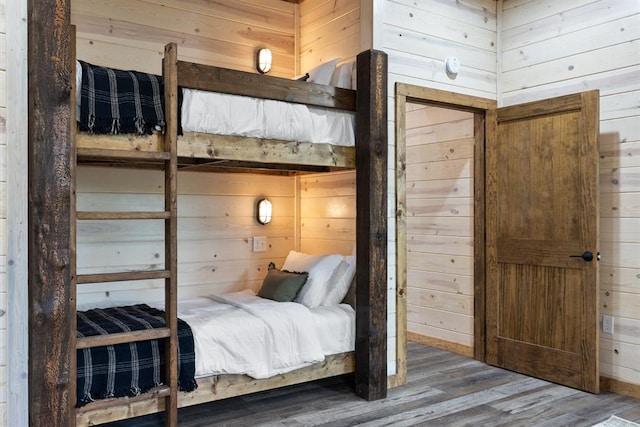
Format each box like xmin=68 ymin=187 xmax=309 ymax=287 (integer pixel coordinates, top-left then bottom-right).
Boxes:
xmin=103 ymin=342 xmax=640 ymax=426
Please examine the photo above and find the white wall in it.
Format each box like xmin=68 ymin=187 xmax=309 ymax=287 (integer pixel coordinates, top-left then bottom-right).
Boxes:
xmin=5 ymin=0 xmax=29 ymax=424
xmin=0 ymin=0 xmax=6 ymax=421
xmin=498 ymin=0 xmax=640 ymax=389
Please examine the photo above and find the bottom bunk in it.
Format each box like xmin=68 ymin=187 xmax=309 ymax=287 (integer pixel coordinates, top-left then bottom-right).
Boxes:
xmin=75 ymin=251 xmax=357 ymax=426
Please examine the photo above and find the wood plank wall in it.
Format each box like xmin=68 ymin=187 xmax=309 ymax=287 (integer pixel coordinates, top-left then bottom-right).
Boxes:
xmin=299 ymin=0 xmax=361 ymax=73
xmin=76 ymin=167 xmax=296 ymax=307
xmin=71 ymin=0 xmax=297 ymax=77
xmin=70 ymin=1 xmax=301 ymax=306
xmin=0 ymin=0 xmax=6 ymax=422
xmin=384 ymin=0 xmax=497 ymax=374
xmin=499 ymin=0 xmax=640 ymax=389
xmin=383 ymin=0 xmax=498 ymax=98
xmin=5 ymin=0 xmax=29 ymax=422
xmin=405 ymin=104 xmax=475 ymax=353
xmin=298 ymin=171 xmax=356 ymax=256
xmin=297 ymin=0 xmax=361 ymax=257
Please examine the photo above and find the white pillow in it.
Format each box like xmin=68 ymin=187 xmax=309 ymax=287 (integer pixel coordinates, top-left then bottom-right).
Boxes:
xmin=307 ymin=58 xmax=340 ymax=85
xmin=321 ymin=256 xmax=356 ymax=306
xmin=330 ymin=62 xmax=353 ymax=89
xmin=351 ymin=61 xmax=357 ymax=90
xmin=282 ymin=250 xmax=342 ymax=307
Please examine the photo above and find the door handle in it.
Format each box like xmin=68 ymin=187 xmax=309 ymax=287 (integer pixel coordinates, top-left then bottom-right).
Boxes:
xmin=570 ymin=251 xmax=593 ymax=262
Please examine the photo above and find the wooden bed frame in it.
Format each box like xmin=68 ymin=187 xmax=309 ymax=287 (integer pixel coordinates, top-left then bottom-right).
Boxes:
xmin=60 ymin=41 xmax=388 ymax=427
xmin=76 ymin=353 xmax=355 ymax=426
xmin=76 ymin=44 xmax=357 ymax=174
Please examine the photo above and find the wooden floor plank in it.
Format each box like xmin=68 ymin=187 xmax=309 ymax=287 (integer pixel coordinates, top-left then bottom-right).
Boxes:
xmin=101 ymin=342 xmax=640 ymax=426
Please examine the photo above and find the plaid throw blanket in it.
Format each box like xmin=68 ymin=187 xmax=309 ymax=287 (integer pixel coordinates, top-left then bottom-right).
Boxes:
xmin=78 ymin=61 xmax=166 ymax=135
xmin=76 ymin=304 xmax=197 ymax=407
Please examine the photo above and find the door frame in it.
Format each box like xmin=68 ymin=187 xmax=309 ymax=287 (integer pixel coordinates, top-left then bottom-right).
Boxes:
xmin=394 ymin=84 xmax=496 ymax=384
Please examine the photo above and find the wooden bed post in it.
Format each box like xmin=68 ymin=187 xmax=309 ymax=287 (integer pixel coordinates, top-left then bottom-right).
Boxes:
xmin=163 ymin=42 xmax=180 ymax=427
xmin=355 ymin=49 xmax=388 ymax=401
xmin=28 ymin=0 xmax=75 ymax=425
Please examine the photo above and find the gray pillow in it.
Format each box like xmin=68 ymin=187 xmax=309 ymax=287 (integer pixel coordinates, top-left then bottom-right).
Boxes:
xmin=258 ymin=266 xmax=308 ymax=302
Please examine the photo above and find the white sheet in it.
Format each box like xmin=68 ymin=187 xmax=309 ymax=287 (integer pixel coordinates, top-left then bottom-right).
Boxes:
xmin=181 ymin=89 xmax=356 ymax=147
xmin=310 ymin=304 xmax=356 ymax=355
xmin=175 ymin=291 xmax=355 ymax=379
xmin=76 ymin=61 xmax=356 ymax=147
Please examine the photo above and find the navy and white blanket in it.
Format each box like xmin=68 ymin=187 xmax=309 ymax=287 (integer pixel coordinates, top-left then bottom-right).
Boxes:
xmin=76 ymin=304 xmax=197 ymax=407
xmin=78 ymin=61 xmax=166 ymax=135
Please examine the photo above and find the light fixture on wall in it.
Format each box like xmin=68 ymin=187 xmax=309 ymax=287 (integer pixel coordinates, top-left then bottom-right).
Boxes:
xmin=256 ymin=48 xmax=273 ymax=74
xmin=256 ymin=198 xmax=273 ymax=225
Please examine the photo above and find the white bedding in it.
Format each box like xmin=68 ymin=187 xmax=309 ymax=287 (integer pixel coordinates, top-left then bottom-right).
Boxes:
xmin=75 ymin=62 xmax=356 ymax=147
xmin=181 ymin=89 xmax=356 ymax=147
xmin=174 ymin=290 xmax=355 ymax=379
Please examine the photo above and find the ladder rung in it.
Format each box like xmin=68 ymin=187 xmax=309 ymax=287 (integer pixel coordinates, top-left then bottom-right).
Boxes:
xmin=75 ymin=385 xmax=171 ymax=414
xmin=77 ymin=211 xmax=171 ymax=220
xmin=77 ymin=327 xmax=171 ymax=349
xmin=77 ymin=147 xmax=171 ymax=162
xmin=77 ymin=270 xmax=171 ymax=284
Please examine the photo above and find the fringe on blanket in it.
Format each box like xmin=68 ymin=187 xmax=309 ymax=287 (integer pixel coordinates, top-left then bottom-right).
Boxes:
xmin=78 ymin=60 xmax=166 ymax=135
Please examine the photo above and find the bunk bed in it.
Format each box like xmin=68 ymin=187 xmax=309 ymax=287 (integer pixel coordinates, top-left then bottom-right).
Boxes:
xmin=70 ymin=42 xmax=388 ymax=427
xmin=75 ymin=45 xmax=357 ymax=175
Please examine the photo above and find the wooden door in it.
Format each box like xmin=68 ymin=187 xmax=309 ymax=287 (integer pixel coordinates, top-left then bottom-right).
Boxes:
xmin=485 ymin=91 xmax=600 ymax=393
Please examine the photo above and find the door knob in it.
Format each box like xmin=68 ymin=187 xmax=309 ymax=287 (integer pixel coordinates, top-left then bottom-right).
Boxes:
xmin=570 ymin=251 xmax=593 ymax=262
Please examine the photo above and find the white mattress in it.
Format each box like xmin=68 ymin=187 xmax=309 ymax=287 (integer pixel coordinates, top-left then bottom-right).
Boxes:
xmin=181 ymin=89 xmax=356 ymax=147
xmin=174 ymin=292 xmax=355 ymax=379
xmin=75 ymin=61 xmax=356 ymax=146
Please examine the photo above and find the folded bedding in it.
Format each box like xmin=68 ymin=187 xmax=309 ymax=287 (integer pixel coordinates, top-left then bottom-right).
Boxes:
xmin=77 ymin=61 xmax=166 ymax=135
xmin=76 ymin=304 xmax=197 ymax=407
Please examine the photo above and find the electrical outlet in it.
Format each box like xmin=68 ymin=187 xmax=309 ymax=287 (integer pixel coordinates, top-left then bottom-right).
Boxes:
xmin=252 ymin=236 xmax=267 ymax=252
xmin=602 ymin=315 xmax=614 ymax=334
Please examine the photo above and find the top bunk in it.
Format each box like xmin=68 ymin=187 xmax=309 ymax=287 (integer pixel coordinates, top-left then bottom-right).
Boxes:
xmin=75 ymin=43 xmax=366 ymax=175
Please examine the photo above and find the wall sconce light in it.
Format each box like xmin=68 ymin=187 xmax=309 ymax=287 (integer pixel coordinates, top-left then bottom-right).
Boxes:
xmin=256 ymin=198 xmax=272 ymax=225
xmin=256 ymin=48 xmax=272 ymax=74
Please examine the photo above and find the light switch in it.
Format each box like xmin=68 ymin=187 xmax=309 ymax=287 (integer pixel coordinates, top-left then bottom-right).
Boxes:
xmin=253 ymin=236 xmax=267 ymax=252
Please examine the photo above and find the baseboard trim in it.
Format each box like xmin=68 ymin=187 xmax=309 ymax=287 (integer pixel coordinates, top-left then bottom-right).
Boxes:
xmin=408 ymin=332 xmax=474 ymax=358
xmin=387 ymin=374 xmax=399 ymax=389
xmin=600 ymin=376 xmax=640 ymax=399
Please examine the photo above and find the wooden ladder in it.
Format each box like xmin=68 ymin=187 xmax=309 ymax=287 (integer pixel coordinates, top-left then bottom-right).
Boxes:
xmin=72 ymin=44 xmax=179 ymax=426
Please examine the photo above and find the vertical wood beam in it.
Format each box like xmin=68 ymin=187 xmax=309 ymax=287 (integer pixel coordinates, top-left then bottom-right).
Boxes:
xmin=28 ymin=0 xmax=74 ymax=425
xmin=473 ymin=112 xmax=486 ymax=361
xmin=69 ymin=26 xmax=78 ymax=416
xmin=355 ymin=49 xmax=388 ymax=401
xmin=163 ymin=42 xmax=179 ymax=427
xmin=394 ymin=89 xmax=408 ymax=386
